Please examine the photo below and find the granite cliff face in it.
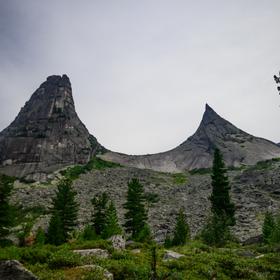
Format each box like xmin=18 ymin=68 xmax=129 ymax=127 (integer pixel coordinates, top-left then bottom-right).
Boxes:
xmin=0 ymin=75 xmax=104 ymax=181
xmin=101 ymin=104 xmax=280 ymax=172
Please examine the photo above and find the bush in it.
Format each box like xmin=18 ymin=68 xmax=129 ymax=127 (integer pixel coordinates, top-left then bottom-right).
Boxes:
xmin=20 ymin=247 xmax=52 ymax=264
xmin=35 ymin=227 xmax=46 ymax=246
xmin=47 ymin=249 xmax=81 ymax=268
xmin=172 ymin=173 xmax=187 ymax=185
xmin=81 ymin=225 xmax=97 ymax=241
xmin=134 ymin=224 xmax=152 ymax=243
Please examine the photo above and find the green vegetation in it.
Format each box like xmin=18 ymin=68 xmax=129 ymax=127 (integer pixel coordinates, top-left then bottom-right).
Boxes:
xmin=47 ymin=178 xmax=78 ymax=245
xmin=91 ymin=192 xmax=110 ymax=236
xmin=0 ymin=175 xmax=15 ymax=242
xmin=201 ymin=148 xmax=235 ymax=246
xmin=189 ymin=168 xmax=212 ymax=175
xmin=123 ymin=178 xmax=150 ymax=240
xmin=262 ymin=212 xmax=280 ymax=244
xmin=1 ymin=241 xmax=280 ymax=279
xmin=172 ymin=173 xmax=187 ymax=185
xmin=86 ymin=192 xmax=122 ymax=239
xmin=171 ymin=208 xmax=190 ymax=246
xmin=249 ymin=158 xmax=280 ymax=171
xmin=61 ymin=157 xmax=121 ymax=180
xmin=102 ymin=201 xmax=122 ymax=239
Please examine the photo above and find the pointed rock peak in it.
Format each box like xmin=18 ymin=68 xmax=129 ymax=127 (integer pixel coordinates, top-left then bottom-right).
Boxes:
xmin=205 ymin=103 xmax=214 ymax=112
xmin=201 ymin=103 xmax=221 ymax=125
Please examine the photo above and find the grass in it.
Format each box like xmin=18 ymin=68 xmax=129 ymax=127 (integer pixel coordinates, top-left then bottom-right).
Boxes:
xmin=1 ymin=240 xmax=280 ymax=279
xmin=172 ymin=173 xmax=187 ymax=185
xmin=60 ymin=157 xmax=121 ymax=180
xmin=247 ymin=158 xmax=280 ymax=171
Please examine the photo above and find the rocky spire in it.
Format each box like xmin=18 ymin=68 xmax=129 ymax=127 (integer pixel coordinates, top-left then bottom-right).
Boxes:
xmin=0 ymin=75 xmax=104 ymax=181
xmin=100 ymin=103 xmax=280 ymax=172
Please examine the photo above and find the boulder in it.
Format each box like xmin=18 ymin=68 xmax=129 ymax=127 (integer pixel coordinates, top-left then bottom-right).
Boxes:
xmin=108 ymin=235 xmax=125 ymax=250
xmin=163 ymin=250 xmax=185 ymax=261
xmin=0 ymin=260 xmax=38 ymax=280
xmin=73 ymin=248 xmax=109 ymax=258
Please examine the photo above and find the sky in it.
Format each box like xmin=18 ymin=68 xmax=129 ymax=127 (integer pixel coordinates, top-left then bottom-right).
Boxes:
xmin=0 ymin=0 xmax=280 ymax=155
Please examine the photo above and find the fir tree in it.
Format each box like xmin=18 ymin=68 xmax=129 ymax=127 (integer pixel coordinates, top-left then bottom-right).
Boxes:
xmin=123 ymin=178 xmax=148 ymax=239
xmin=262 ymin=211 xmax=275 ymax=244
xmin=91 ymin=192 xmax=109 ymax=235
xmin=202 ymin=149 xmax=235 ymax=246
xmin=47 ymin=211 xmax=65 ymax=245
xmin=47 ymin=178 xmax=78 ymax=244
xmin=201 ymin=214 xmax=230 ymax=246
xmin=172 ymin=208 xmax=190 ymax=246
xmin=102 ymin=201 xmax=122 ymax=239
xmin=35 ymin=227 xmax=46 ymax=246
xmin=210 ymin=149 xmax=235 ymax=227
xmin=0 ymin=175 xmax=14 ymax=240
xmin=270 ymin=214 xmax=280 ymax=244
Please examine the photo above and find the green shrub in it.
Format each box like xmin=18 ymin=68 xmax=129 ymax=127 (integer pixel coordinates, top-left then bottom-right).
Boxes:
xmin=61 ymin=157 xmax=121 ymax=180
xmin=35 ymin=227 xmax=46 ymax=246
xmin=81 ymin=225 xmax=98 ymax=241
xmin=172 ymin=173 xmax=187 ymax=185
xmin=143 ymin=192 xmax=160 ymax=204
xmin=189 ymin=168 xmax=211 ymax=175
xmin=20 ymin=247 xmax=52 ymax=264
xmin=48 ymin=249 xmax=81 ymax=268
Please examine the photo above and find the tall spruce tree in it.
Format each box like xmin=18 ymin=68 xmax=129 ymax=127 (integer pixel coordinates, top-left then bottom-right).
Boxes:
xmin=270 ymin=214 xmax=280 ymax=244
xmin=262 ymin=211 xmax=275 ymax=244
xmin=91 ymin=192 xmax=109 ymax=235
xmin=102 ymin=201 xmax=122 ymax=239
xmin=47 ymin=178 xmax=78 ymax=244
xmin=172 ymin=208 xmax=190 ymax=246
xmin=0 ymin=175 xmax=14 ymax=241
xmin=47 ymin=211 xmax=65 ymax=245
xmin=123 ymin=178 xmax=148 ymax=239
xmin=202 ymin=149 xmax=235 ymax=246
xmin=210 ymin=149 xmax=235 ymax=226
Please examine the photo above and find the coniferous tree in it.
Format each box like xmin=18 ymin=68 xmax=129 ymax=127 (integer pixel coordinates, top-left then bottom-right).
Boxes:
xmin=202 ymin=149 xmax=235 ymax=246
xmin=270 ymin=214 xmax=280 ymax=244
xmin=35 ymin=227 xmax=46 ymax=246
xmin=262 ymin=212 xmax=275 ymax=244
xmin=0 ymin=175 xmax=14 ymax=241
xmin=102 ymin=201 xmax=122 ymax=239
xmin=47 ymin=178 xmax=78 ymax=244
xmin=47 ymin=211 xmax=65 ymax=245
xmin=210 ymin=149 xmax=235 ymax=227
xmin=123 ymin=178 xmax=148 ymax=239
xmin=91 ymin=192 xmax=109 ymax=235
xmin=172 ymin=208 xmax=190 ymax=246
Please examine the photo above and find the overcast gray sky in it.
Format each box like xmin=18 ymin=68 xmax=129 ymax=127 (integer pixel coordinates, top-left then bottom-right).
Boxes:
xmin=0 ymin=0 xmax=280 ymax=154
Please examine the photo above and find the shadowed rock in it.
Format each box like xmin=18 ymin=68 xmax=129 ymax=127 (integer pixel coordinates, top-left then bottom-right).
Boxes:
xmin=0 ymin=75 xmax=104 ymax=181
xmin=0 ymin=260 xmax=38 ymax=280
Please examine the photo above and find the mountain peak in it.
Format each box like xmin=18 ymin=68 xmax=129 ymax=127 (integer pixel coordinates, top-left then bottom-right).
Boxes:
xmin=201 ymin=103 xmax=222 ymax=125
xmin=0 ymin=75 xmax=103 ymax=181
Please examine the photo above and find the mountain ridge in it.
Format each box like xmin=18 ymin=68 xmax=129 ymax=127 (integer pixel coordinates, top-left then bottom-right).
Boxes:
xmin=0 ymin=75 xmax=280 ymax=180
xmin=100 ymin=103 xmax=280 ymax=172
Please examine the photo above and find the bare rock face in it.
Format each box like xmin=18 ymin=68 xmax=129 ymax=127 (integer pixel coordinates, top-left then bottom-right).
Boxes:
xmin=101 ymin=104 xmax=280 ymax=172
xmin=0 ymin=75 xmax=104 ymax=181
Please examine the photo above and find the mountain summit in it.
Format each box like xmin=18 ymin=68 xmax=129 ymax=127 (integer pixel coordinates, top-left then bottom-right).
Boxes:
xmin=101 ymin=104 xmax=280 ymax=172
xmin=1 ymin=75 xmax=280 ymax=180
xmin=0 ymin=75 xmax=103 ymax=181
